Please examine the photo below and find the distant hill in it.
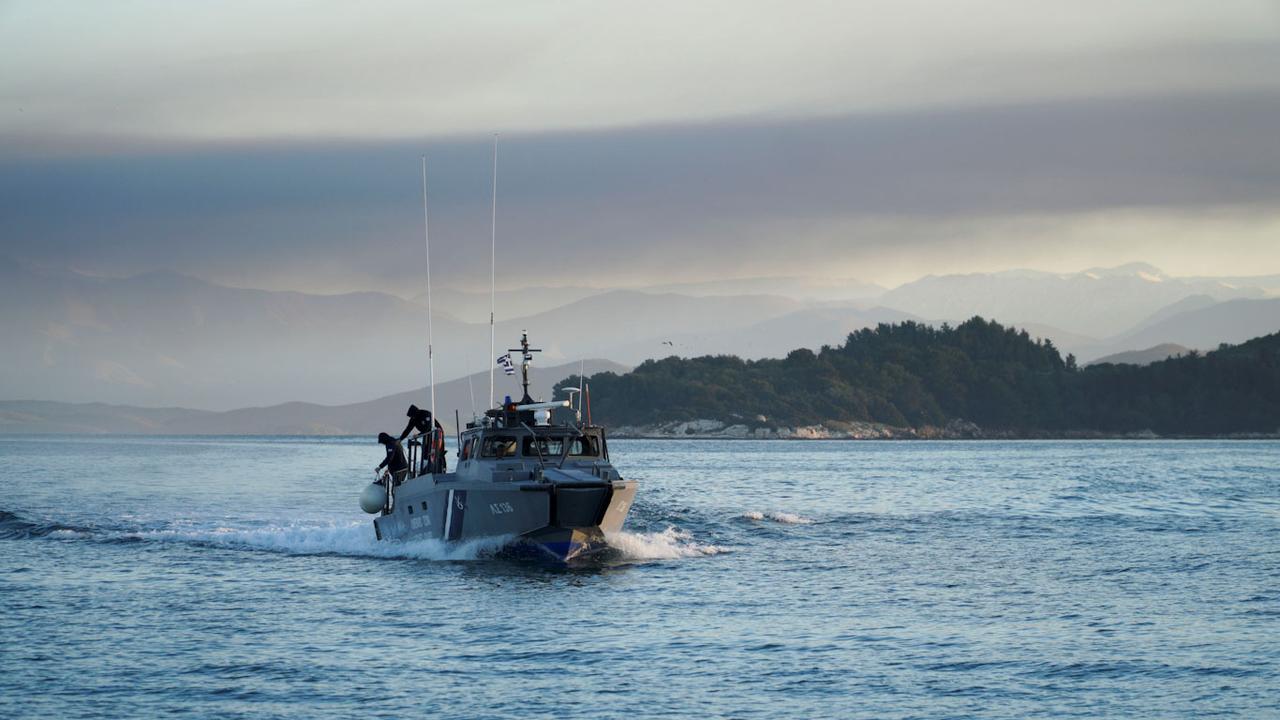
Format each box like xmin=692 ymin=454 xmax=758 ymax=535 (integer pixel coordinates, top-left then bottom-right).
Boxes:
xmin=419 ymin=285 xmax=605 ymax=324
xmin=1087 ymin=344 xmax=1190 ymax=367
xmin=1122 ymin=294 xmax=1220 ymax=334
xmin=0 ymin=360 xmax=627 ymax=435
xmin=561 ymin=319 xmax=1280 ymax=436
xmin=1067 ymin=295 xmax=1280 ymax=362
xmin=0 ymin=401 xmax=212 ymax=435
xmin=641 ymin=276 xmax=885 ymax=303
xmin=4 ymin=256 xmax=1276 ymax=412
xmin=0 ymin=261 xmax=460 ymax=410
xmin=1101 ymin=298 xmax=1280 ymax=356
xmin=1184 ymin=273 xmax=1280 ymax=295
xmin=492 ymin=290 xmax=803 ymax=365
xmin=429 ymin=275 xmax=884 ymax=323
xmin=880 ymin=264 xmax=1264 ymax=338
xmin=605 ymin=305 xmax=919 ymax=361
xmin=0 ymin=258 xmax=798 ymax=409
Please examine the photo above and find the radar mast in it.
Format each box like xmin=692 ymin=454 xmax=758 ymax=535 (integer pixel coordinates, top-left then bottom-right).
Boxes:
xmin=508 ymin=330 xmax=542 ymax=404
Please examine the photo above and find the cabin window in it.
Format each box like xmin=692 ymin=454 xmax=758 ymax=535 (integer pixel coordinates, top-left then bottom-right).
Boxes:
xmin=421 ymin=501 xmax=428 ymax=511
xmin=460 ymin=438 xmax=474 ymax=461
xmin=523 ymin=436 xmax=554 ymax=457
xmin=480 ymin=435 xmax=519 ymax=458
xmin=407 ymin=505 xmax=413 ymax=514
xmin=521 ymin=435 xmax=599 ymax=458
xmin=574 ymin=436 xmax=600 ymax=457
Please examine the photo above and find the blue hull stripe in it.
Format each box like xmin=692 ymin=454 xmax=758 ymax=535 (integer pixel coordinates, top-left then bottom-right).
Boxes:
xmin=446 ymin=490 xmax=467 ymax=541
xmin=529 ymin=537 xmax=606 ymax=562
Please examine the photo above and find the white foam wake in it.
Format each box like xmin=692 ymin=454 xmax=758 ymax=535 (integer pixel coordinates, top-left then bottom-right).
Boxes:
xmin=47 ymin=529 xmax=93 ymax=539
xmin=123 ymin=522 xmax=510 ymax=561
xmin=742 ymin=510 xmax=814 ymax=524
xmin=605 ymin=526 xmax=728 ymax=560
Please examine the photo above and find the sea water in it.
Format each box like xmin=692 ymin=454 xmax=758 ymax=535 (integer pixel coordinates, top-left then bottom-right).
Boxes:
xmin=1 ymin=437 xmax=1277 ymax=718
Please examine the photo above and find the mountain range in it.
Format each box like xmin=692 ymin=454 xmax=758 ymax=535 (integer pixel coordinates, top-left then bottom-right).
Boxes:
xmin=1086 ymin=344 xmax=1190 ymax=367
xmin=1 ymin=256 xmax=1277 ymax=413
xmin=879 ymin=262 xmax=1266 ymax=338
xmin=0 ymin=360 xmax=626 ymax=435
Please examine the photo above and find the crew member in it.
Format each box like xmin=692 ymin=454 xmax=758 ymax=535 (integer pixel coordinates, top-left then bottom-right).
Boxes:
xmin=376 ymin=432 xmax=409 ymax=484
xmin=399 ymin=404 xmax=446 ymax=474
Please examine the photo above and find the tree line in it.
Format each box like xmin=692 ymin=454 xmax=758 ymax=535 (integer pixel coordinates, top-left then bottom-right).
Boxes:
xmin=555 ymin=318 xmax=1280 ymax=435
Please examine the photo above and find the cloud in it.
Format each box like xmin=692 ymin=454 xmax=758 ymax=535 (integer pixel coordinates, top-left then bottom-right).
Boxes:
xmin=1 ymin=1 xmax=1277 ymax=141
xmin=3 ymin=90 xmax=1279 ymax=291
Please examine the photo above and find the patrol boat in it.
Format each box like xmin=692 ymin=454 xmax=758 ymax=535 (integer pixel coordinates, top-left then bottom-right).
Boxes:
xmin=358 ymin=331 xmax=638 ymax=562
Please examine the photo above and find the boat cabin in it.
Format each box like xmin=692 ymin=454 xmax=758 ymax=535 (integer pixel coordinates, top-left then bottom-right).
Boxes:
xmin=460 ymin=425 xmax=607 ymax=462
xmin=398 ymin=329 xmax=616 ymax=484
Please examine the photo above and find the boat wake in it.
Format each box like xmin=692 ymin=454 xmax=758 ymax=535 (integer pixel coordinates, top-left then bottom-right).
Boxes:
xmin=605 ymin=525 xmax=728 ymax=560
xmin=121 ymin=523 xmax=514 ymax=561
xmin=741 ymin=510 xmax=814 ymax=525
xmin=0 ymin=507 xmax=511 ymax=561
xmin=0 ymin=509 xmax=90 ymax=540
xmin=4 ymin=507 xmax=726 ymax=564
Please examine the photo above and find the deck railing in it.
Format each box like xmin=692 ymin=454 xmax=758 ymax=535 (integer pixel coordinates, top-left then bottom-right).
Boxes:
xmin=403 ymin=431 xmax=446 ymax=480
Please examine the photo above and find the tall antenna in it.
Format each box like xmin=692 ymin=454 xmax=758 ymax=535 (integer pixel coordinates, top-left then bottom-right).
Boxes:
xmin=467 ymin=363 xmax=477 ymax=419
xmin=488 ymin=133 xmax=499 ymax=410
xmin=421 ymin=156 xmax=436 ymax=436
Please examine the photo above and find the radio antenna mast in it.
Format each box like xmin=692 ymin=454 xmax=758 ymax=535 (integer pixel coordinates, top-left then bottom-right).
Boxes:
xmin=488 ymin=134 xmax=498 ymax=410
xmin=421 ymin=156 xmax=436 ymax=433
xmin=467 ymin=363 xmax=477 ymax=419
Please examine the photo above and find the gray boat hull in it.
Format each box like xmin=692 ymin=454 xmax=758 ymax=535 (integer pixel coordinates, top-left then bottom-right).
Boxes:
xmin=373 ymin=469 xmax=637 ymax=562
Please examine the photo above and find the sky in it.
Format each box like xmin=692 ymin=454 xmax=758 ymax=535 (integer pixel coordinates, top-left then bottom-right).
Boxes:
xmin=2 ymin=0 xmax=1279 ymax=295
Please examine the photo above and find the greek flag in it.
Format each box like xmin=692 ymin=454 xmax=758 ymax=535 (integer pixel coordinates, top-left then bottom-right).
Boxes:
xmin=496 ymin=353 xmax=516 ymax=375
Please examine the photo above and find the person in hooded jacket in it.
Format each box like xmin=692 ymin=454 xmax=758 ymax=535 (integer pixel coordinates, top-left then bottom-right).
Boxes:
xmin=399 ymin=404 xmax=446 ymax=474
xmin=376 ymin=432 xmax=408 ymax=484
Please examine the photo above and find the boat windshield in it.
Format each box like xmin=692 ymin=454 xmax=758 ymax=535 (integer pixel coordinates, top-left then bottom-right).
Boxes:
xmin=522 ymin=435 xmax=599 ymax=458
xmin=480 ymin=435 xmax=519 ymax=458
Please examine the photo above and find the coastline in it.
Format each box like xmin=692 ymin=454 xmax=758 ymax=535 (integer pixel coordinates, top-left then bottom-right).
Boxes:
xmin=1 ymin=419 xmax=1277 ymax=440
xmin=609 ymin=418 xmax=1280 ymax=441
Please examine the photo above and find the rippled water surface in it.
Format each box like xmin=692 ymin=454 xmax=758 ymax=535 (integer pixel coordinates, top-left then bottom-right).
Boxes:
xmin=2 ymin=437 xmax=1278 ymax=718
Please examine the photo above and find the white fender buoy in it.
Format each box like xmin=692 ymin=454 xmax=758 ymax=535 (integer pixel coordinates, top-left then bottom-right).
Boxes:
xmin=360 ymin=483 xmax=387 ymax=514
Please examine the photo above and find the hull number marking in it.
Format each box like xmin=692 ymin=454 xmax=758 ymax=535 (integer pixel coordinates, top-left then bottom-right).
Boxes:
xmin=489 ymin=502 xmax=515 ymax=515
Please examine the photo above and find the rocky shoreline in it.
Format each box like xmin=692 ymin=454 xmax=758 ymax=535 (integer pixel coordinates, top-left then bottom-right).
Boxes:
xmin=609 ymin=418 xmax=1280 ymax=440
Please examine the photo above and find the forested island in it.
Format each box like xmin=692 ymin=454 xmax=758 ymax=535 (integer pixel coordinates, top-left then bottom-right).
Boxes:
xmin=556 ymin=318 xmax=1280 ymax=439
